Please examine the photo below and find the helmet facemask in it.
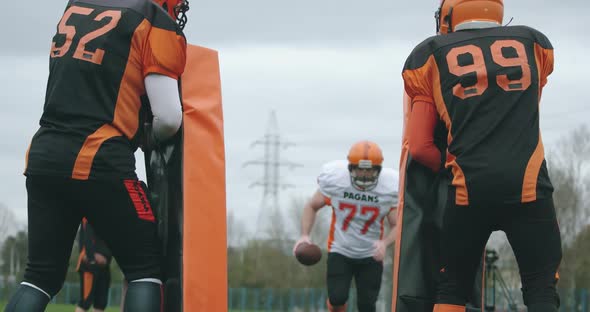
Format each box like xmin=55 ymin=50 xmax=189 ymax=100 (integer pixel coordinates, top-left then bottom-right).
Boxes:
xmin=348 ymin=160 xmax=382 ymax=191
xmin=158 ymin=0 xmax=190 ymax=30
xmin=174 ymin=0 xmax=190 ymax=30
xmin=435 ymin=3 xmax=442 ymax=34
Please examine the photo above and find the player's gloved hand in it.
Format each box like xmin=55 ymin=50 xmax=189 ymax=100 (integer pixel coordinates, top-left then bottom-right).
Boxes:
xmin=140 ymin=122 xmax=159 ymax=152
xmin=372 ymin=240 xmax=387 ymax=262
xmin=94 ymin=253 xmax=108 ymax=266
xmin=292 ymin=235 xmax=312 ymax=256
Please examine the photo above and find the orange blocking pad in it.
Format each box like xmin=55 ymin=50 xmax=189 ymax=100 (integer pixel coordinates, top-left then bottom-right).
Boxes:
xmin=181 ymin=44 xmax=227 ymax=311
xmin=391 ymin=92 xmax=411 ymax=312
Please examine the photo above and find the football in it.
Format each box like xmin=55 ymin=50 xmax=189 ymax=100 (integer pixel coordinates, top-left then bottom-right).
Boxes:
xmin=295 ymin=242 xmax=322 ymax=266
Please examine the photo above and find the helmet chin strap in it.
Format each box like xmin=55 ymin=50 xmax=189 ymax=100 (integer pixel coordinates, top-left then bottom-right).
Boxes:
xmin=446 ymin=6 xmax=454 ymax=33
xmin=504 ymin=17 xmax=514 ymax=26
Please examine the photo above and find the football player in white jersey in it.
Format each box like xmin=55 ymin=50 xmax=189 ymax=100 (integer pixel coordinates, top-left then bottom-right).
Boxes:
xmin=293 ymin=141 xmax=399 ymax=312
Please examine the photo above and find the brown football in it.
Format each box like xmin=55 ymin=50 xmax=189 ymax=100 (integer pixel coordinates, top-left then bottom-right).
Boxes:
xmin=295 ymin=242 xmax=322 ymax=266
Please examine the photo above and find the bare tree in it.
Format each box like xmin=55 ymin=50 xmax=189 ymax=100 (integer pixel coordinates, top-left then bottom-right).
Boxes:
xmin=546 ymin=125 xmax=590 ymax=292
xmin=0 ymin=203 xmax=17 ymax=245
xmin=266 ymin=205 xmax=287 ymax=248
xmin=227 ymin=210 xmax=248 ymax=248
xmin=548 ymin=125 xmax=590 ymax=244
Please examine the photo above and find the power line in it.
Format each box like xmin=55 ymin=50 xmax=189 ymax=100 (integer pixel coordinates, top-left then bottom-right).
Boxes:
xmin=243 ymin=110 xmax=302 ymax=235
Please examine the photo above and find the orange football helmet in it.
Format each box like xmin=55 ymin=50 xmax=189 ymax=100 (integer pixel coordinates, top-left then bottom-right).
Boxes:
xmin=347 ymin=141 xmax=384 ymax=191
xmin=435 ymin=0 xmax=503 ymax=34
xmin=153 ymin=0 xmax=190 ymax=30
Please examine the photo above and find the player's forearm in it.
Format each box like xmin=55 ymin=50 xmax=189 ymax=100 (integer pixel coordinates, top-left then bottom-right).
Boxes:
xmin=300 ymin=203 xmax=317 ymax=236
xmin=382 ymin=227 xmax=397 ymax=246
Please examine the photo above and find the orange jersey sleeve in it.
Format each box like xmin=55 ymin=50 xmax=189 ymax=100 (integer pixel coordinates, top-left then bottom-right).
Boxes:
xmin=534 ymin=43 xmax=554 ymax=88
xmin=142 ymin=26 xmax=187 ymax=79
xmin=402 ymin=55 xmax=437 ymax=104
xmin=402 ymin=47 xmax=443 ymax=173
xmin=407 ymin=100 xmax=441 ymax=173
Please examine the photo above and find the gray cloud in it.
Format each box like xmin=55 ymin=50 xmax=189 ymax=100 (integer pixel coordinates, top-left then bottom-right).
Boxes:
xmin=6 ymin=0 xmax=589 ymax=53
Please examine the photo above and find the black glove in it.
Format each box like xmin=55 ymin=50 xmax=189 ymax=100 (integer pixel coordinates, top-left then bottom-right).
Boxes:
xmin=140 ymin=122 xmax=159 ymax=152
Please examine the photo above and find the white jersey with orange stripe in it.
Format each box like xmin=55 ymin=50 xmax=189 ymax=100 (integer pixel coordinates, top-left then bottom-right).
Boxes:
xmin=318 ymin=160 xmax=399 ymax=259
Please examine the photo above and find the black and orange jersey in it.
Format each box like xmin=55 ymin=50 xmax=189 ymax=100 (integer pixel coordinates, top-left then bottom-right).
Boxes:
xmin=25 ymin=0 xmax=187 ymax=180
xmin=402 ymin=26 xmax=554 ymax=205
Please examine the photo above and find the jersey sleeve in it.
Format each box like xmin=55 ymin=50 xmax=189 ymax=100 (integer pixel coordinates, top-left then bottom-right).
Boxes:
xmin=408 ymin=100 xmax=442 ymax=172
xmin=317 ymin=160 xmax=349 ymax=199
xmin=531 ymin=28 xmax=554 ymax=88
xmin=402 ymin=38 xmax=437 ymax=104
xmin=142 ymin=14 xmax=187 ymax=79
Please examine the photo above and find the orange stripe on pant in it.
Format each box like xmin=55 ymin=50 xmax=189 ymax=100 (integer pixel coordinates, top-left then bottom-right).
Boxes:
xmin=83 ymin=271 xmax=94 ymax=300
xmin=181 ymin=44 xmax=227 ymax=311
xmin=433 ymin=304 xmax=466 ymax=312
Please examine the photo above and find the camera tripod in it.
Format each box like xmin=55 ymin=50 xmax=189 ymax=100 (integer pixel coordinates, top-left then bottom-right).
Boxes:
xmin=484 ymin=249 xmax=518 ymax=312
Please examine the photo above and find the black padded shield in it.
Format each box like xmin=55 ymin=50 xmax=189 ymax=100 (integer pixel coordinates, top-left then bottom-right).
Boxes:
xmin=393 ymin=120 xmax=484 ymax=312
xmin=144 ymin=130 xmax=183 ymax=312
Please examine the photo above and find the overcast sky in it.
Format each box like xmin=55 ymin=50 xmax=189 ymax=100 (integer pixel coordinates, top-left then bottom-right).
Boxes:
xmin=1 ymin=0 xmax=589 ymax=236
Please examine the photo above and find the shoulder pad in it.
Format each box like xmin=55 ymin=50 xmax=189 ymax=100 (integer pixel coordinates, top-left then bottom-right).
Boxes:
xmin=317 ymin=160 xmax=350 ymax=198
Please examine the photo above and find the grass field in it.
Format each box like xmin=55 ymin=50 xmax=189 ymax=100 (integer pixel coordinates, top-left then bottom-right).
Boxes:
xmin=0 ymin=302 xmax=119 ymax=312
xmin=1 ymin=302 xmax=256 ymax=312
xmin=47 ymin=303 xmax=120 ymax=312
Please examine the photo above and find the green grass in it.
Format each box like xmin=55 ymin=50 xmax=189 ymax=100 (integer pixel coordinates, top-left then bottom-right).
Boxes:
xmin=0 ymin=302 xmax=119 ymax=312
xmin=46 ymin=303 xmax=120 ymax=312
xmin=1 ymin=302 xmax=255 ymax=312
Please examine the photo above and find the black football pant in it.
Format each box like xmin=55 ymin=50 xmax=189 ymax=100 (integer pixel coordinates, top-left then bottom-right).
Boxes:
xmin=77 ymin=267 xmax=111 ymax=310
xmin=436 ymin=189 xmax=562 ymax=311
xmin=4 ymin=175 xmax=162 ymax=312
xmin=327 ymin=252 xmax=383 ymax=312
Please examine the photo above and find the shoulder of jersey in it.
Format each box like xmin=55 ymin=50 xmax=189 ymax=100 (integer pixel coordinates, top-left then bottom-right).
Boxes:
xmin=374 ymin=167 xmax=399 ymax=196
xmin=404 ymin=35 xmax=438 ymax=71
xmin=317 ymin=160 xmax=350 ymax=197
xmin=507 ymin=25 xmax=552 ymax=49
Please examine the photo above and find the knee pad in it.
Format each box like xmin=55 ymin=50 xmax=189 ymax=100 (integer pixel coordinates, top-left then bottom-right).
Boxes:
xmin=77 ymin=300 xmax=92 ymax=311
xmin=527 ymin=302 xmax=559 ymax=312
xmin=4 ymin=283 xmax=51 ymax=312
xmin=327 ymin=298 xmax=347 ymax=312
xmin=94 ymin=296 xmax=108 ymax=310
xmin=357 ymin=301 xmax=377 ymax=312
xmin=521 ymin=274 xmax=560 ymax=308
xmin=328 ymin=289 xmax=349 ymax=307
xmin=123 ymin=279 xmax=163 ymax=312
